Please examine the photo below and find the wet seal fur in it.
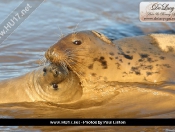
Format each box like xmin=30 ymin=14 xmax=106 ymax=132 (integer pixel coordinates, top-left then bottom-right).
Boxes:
xmin=45 ymin=30 xmax=175 ymax=84
xmin=0 ymin=64 xmax=82 ymax=104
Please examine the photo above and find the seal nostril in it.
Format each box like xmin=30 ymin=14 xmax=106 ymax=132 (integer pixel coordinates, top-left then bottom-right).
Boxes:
xmin=43 ymin=68 xmax=47 ymax=73
xmin=53 ymin=83 xmax=58 ymax=90
xmin=55 ymin=71 xmax=58 ymax=75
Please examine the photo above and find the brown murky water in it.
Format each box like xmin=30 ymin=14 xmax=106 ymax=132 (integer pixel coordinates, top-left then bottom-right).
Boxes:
xmin=0 ymin=0 xmax=175 ymax=131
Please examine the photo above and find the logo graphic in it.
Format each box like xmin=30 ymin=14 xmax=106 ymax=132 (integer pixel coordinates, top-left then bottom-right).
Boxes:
xmin=140 ymin=2 xmax=175 ymax=22
xmin=0 ymin=0 xmax=44 ymax=44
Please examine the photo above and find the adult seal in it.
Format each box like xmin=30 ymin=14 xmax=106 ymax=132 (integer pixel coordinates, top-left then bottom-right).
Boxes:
xmin=0 ymin=63 xmax=82 ymax=104
xmin=45 ymin=30 xmax=175 ymax=84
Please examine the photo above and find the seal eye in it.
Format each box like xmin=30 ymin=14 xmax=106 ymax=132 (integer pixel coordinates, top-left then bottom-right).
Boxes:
xmin=52 ymin=84 xmax=58 ymax=90
xmin=73 ymin=40 xmax=82 ymax=45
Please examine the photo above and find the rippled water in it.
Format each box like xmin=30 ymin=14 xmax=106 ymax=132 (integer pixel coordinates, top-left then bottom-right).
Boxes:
xmin=0 ymin=0 xmax=175 ymax=131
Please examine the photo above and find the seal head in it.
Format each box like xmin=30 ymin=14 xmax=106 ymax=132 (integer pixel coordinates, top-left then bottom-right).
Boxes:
xmin=45 ymin=30 xmax=115 ymax=82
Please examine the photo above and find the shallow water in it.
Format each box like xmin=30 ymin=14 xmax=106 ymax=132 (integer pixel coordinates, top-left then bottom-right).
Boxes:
xmin=0 ymin=0 xmax=175 ymax=131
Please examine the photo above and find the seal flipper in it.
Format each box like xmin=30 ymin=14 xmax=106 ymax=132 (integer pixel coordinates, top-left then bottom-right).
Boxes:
xmin=149 ymin=34 xmax=175 ymax=53
xmin=91 ymin=30 xmax=114 ymax=45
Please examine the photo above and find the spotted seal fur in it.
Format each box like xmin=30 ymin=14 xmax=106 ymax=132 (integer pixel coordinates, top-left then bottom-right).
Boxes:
xmin=45 ymin=30 xmax=175 ymax=84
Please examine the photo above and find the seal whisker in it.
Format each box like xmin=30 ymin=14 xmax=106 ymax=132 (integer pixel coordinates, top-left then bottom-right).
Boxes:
xmin=68 ymin=54 xmax=94 ymax=59
xmin=66 ymin=59 xmax=87 ymax=79
xmin=64 ymin=49 xmax=95 ymax=59
xmin=65 ymin=57 xmax=86 ymax=72
xmin=39 ymin=57 xmax=46 ymax=66
xmin=66 ymin=53 xmax=89 ymax=58
xmin=49 ymin=58 xmax=69 ymax=75
xmin=60 ymin=60 xmax=69 ymax=74
xmin=64 ymin=59 xmax=85 ymax=78
xmin=64 ymin=48 xmax=89 ymax=53
xmin=66 ymin=57 xmax=86 ymax=68
xmin=58 ymin=26 xmax=64 ymax=38
xmin=73 ymin=20 xmax=82 ymax=35
xmin=66 ymin=57 xmax=88 ymax=67
xmin=38 ymin=51 xmax=49 ymax=67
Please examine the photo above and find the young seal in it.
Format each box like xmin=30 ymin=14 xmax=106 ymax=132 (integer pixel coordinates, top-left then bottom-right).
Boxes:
xmin=45 ymin=30 xmax=175 ymax=84
xmin=0 ymin=63 xmax=82 ymax=104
